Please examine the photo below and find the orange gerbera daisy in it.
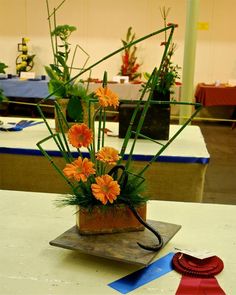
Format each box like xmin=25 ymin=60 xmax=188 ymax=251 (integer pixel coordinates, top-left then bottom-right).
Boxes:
xmin=63 ymin=157 xmax=95 ymax=182
xmin=68 ymin=123 xmax=93 ymax=148
xmin=95 ymin=87 xmax=119 ymax=109
xmin=91 ymin=174 xmax=120 ymax=205
xmin=96 ymin=146 xmax=120 ymax=165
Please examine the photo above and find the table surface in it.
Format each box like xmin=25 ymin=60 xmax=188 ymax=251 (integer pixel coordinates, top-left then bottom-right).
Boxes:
xmin=0 ymin=189 xmax=235 ymax=295
xmin=0 ymin=78 xmax=181 ymax=101
xmin=0 ymin=78 xmax=146 ymax=100
xmin=195 ymin=83 xmax=236 ymax=106
xmin=0 ymin=117 xmax=209 ymax=164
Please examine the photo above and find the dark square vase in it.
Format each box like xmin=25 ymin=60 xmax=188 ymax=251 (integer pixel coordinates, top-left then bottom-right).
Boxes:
xmin=118 ymin=92 xmax=170 ymax=140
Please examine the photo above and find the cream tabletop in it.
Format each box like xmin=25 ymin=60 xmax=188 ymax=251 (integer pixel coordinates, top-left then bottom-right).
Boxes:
xmin=0 ymin=117 xmax=209 ymax=202
xmin=0 ymin=190 xmax=235 ymax=295
xmin=0 ymin=116 xmax=209 ymax=162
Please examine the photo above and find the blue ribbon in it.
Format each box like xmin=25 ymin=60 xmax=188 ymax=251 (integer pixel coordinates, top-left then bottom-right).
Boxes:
xmin=0 ymin=120 xmax=43 ymax=131
xmin=108 ymin=252 xmax=174 ymax=294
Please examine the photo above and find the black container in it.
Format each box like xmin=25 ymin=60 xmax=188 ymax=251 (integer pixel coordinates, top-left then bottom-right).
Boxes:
xmin=118 ymin=91 xmax=170 ymax=140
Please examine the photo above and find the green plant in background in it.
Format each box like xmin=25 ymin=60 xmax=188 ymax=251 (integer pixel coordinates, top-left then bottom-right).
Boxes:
xmin=45 ymin=0 xmax=91 ymax=123
xmin=45 ymin=23 xmax=91 ymax=122
xmin=0 ymin=61 xmax=8 ymax=102
xmin=144 ymin=42 xmax=180 ymax=96
xmin=144 ymin=7 xmax=180 ymax=96
xmin=45 ymin=24 xmax=77 ymax=92
xmin=118 ymin=27 xmax=142 ymax=82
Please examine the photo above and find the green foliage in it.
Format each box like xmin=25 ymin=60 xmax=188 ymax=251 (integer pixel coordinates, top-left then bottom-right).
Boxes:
xmin=152 ymin=43 xmax=180 ymax=96
xmin=45 ymin=24 xmax=77 ymax=99
xmin=45 ymin=24 xmax=90 ymax=121
xmin=0 ymin=61 xmax=8 ymax=102
xmin=51 ymin=24 xmax=76 ymax=41
xmin=56 ymin=172 xmax=147 ymax=210
xmin=143 ymin=7 xmax=180 ymax=97
xmin=0 ymin=62 xmax=8 ymax=74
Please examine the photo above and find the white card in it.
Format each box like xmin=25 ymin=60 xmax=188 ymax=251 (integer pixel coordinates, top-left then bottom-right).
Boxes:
xmin=20 ymin=71 xmax=36 ymax=79
xmin=174 ymin=248 xmax=215 ymax=259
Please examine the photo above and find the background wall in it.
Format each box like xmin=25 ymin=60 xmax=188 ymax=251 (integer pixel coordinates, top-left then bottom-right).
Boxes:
xmin=0 ymin=0 xmax=235 ymax=85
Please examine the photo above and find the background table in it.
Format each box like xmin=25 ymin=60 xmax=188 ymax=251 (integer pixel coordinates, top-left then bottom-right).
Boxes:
xmin=195 ymin=83 xmax=236 ymax=106
xmin=0 ymin=117 xmax=209 ymax=202
xmin=0 ymin=78 xmax=181 ymax=101
xmin=0 ymin=77 xmax=50 ymax=98
xmin=195 ymin=83 xmax=236 ymax=128
xmin=0 ymin=78 xmax=181 ymax=118
xmin=0 ymin=190 xmax=235 ymax=295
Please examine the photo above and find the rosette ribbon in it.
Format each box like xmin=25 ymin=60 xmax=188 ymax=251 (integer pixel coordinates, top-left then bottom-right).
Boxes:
xmin=172 ymin=252 xmax=226 ymax=295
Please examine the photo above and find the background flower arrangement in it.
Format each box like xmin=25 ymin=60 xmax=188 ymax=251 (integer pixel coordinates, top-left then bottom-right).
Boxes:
xmin=118 ymin=27 xmax=142 ymax=82
xmin=144 ymin=7 xmax=180 ymax=96
xmin=16 ymin=37 xmax=35 ymax=75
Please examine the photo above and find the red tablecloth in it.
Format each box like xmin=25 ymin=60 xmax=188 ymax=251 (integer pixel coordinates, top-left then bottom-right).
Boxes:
xmin=195 ymin=83 xmax=236 ymax=106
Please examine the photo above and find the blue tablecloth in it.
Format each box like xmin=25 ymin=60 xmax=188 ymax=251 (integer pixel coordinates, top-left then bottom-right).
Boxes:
xmin=0 ymin=78 xmax=51 ymax=99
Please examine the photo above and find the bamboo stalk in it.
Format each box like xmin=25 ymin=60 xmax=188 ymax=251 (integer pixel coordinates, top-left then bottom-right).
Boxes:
xmin=37 ymin=25 xmax=175 ymax=104
xmin=37 ymin=134 xmax=74 ymax=190
xmin=136 ymin=105 xmax=202 ymax=182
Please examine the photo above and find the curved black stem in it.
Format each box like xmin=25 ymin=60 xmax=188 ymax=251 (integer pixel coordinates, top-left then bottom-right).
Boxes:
xmin=109 ymin=164 xmax=163 ymax=251
xmin=108 ymin=165 xmax=128 ymax=189
xmin=128 ymin=202 xmax=163 ymax=251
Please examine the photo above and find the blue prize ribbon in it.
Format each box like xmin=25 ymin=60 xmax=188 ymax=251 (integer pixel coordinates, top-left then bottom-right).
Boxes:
xmin=108 ymin=252 xmax=174 ymax=294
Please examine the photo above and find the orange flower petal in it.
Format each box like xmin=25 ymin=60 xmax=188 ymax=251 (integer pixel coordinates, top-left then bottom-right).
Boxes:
xmin=91 ymin=174 xmax=120 ymax=205
xmin=96 ymin=146 xmax=120 ymax=165
xmin=68 ymin=123 xmax=93 ymax=148
xmin=95 ymin=87 xmax=119 ymax=109
xmin=63 ymin=157 xmax=95 ymax=182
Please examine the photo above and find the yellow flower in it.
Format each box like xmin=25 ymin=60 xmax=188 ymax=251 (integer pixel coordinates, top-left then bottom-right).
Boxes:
xmin=20 ymin=54 xmax=28 ymax=60
xmin=21 ymin=61 xmax=27 ymax=67
xmin=96 ymin=147 xmax=120 ymax=165
xmin=22 ymin=45 xmax=28 ymax=51
xmin=23 ymin=37 xmax=30 ymax=43
xmin=91 ymin=174 xmax=120 ymax=205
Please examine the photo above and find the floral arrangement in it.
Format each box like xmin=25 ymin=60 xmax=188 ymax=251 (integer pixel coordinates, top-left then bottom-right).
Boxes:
xmin=118 ymin=27 xmax=142 ymax=82
xmin=60 ymin=84 xmax=143 ymax=208
xmin=37 ymin=2 xmax=202 ymax=251
xmin=39 ymin=77 xmax=148 ymax=210
xmin=16 ymin=37 xmax=35 ymax=75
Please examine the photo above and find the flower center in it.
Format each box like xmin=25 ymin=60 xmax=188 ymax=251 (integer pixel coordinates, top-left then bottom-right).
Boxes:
xmin=78 ymin=134 xmax=84 ymax=142
xmin=102 ymin=185 xmax=109 ymax=193
xmin=76 ymin=167 xmax=82 ymax=173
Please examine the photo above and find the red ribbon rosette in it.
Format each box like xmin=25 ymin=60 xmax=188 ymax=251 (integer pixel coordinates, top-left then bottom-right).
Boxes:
xmin=172 ymin=252 xmax=226 ymax=295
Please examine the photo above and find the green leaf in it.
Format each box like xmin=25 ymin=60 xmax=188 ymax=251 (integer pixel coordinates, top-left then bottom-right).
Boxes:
xmin=56 ymin=55 xmax=67 ymax=68
xmin=67 ymin=96 xmax=83 ymax=122
xmin=0 ymin=62 xmax=8 ymax=74
xmin=44 ymin=66 xmax=58 ymax=80
xmin=48 ymin=79 xmax=67 ymax=97
xmin=50 ymin=64 xmax=63 ymax=76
